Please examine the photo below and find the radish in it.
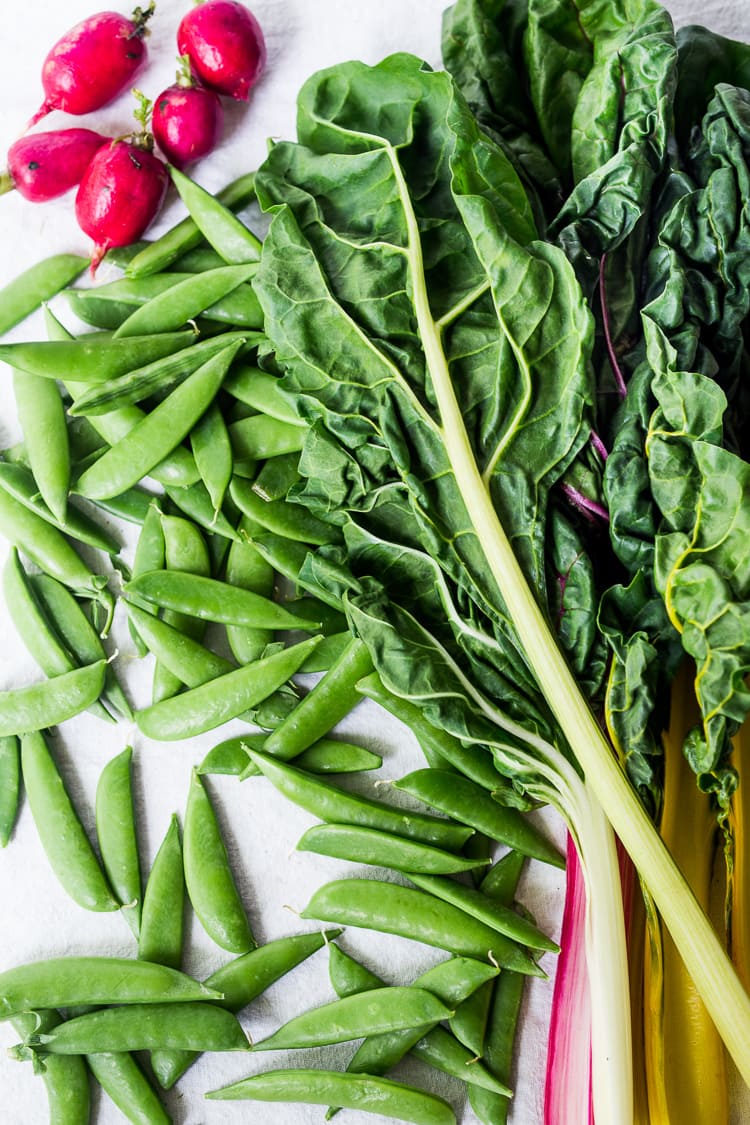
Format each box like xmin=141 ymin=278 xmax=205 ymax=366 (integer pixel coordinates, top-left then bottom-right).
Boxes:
xmin=26 ymin=4 xmax=155 ymax=131
xmin=177 ymin=1 xmax=266 ymax=101
xmin=75 ymin=94 xmax=168 ymax=273
xmin=0 ymin=129 xmax=109 ymax=202
xmin=152 ymin=57 xmax=224 ymax=169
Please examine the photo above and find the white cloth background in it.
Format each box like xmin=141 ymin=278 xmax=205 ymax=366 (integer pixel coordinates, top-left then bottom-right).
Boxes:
xmin=0 ymin=2 xmax=748 ymax=1122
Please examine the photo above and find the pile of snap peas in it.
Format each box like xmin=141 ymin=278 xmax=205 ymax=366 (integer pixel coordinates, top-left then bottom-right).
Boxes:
xmin=0 ymin=167 xmax=564 ymax=1124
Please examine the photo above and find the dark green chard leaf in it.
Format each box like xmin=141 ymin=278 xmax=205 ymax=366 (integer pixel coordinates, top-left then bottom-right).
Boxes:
xmin=675 ymin=24 xmax=750 ymax=156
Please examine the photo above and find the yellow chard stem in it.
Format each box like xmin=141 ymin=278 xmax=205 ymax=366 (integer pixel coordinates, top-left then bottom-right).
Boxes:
xmin=731 ymin=719 xmax=750 ymax=994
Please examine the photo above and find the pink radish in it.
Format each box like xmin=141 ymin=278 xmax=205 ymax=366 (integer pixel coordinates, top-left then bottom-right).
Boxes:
xmin=26 ymin=4 xmax=155 ymax=131
xmin=152 ymin=57 xmax=223 ymax=168
xmin=0 ymin=129 xmax=109 ymax=202
xmin=75 ymin=95 xmax=168 ymax=273
xmin=177 ymin=1 xmax=266 ymax=101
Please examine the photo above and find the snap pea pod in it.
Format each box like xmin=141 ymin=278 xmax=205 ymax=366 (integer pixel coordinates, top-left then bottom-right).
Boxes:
xmin=125 ymin=570 xmax=320 ymax=630
xmin=223 ymin=515 xmax=275 ymax=665
xmin=138 ymin=815 xmax=185 ymax=968
xmin=10 ymin=1009 xmax=90 ymax=1124
xmin=297 ymin=823 xmax=491 ymax=875
xmin=252 ymin=451 xmax=301 ymax=501
xmin=184 ymin=770 xmax=255 ymax=954
xmin=151 ymin=512 xmax=213 ymax=703
xmin=163 ymin=480 xmax=241 ymax=541
xmin=0 ymin=662 xmax=107 ymax=738
xmin=0 ymin=253 xmax=87 ymax=336
xmin=229 ymin=476 xmax=340 ymax=545
xmin=262 ymin=637 xmax=374 ymax=761
xmin=0 ymin=331 xmax=195 ymax=382
xmin=28 ymin=573 xmax=132 ymax=722
xmin=0 ymin=463 xmax=120 ymax=555
xmin=12 ymin=368 xmax=70 ymax=524
xmin=69 ymin=331 xmax=252 ymax=417
xmin=0 ymin=958 xmax=220 ymax=1019
xmin=395 ymin=769 xmax=564 ymax=868
xmin=201 ymin=734 xmax=380 ymax=776
xmin=127 ymin=501 xmax=165 ymax=656
xmin=229 ymin=414 xmax=306 ymax=461
xmin=0 ymin=486 xmax=114 ymax=630
xmin=298 ymin=631 xmax=356 ymax=673
xmin=302 ymin=879 xmax=543 ymax=974
xmin=127 ymin=172 xmax=258 ymax=277
xmin=4 ymin=549 xmax=113 ymax=724
xmin=135 ymin=636 xmax=321 ymax=741
xmin=151 ymin=929 xmax=337 ymax=1090
xmin=95 ymin=747 xmax=142 ymax=938
xmin=406 ymin=873 xmax=559 ymax=953
xmin=169 ymin=166 xmax=262 ymax=265
xmin=206 ymin=1068 xmax=456 ymax=1125
xmin=357 ymin=673 xmax=504 ymax=792
xmin=224 ymin=365 xmax=304 ymax=425
xmin=328 ymin=942 xmax=382 ymax=998
xmin=0 ymin=735 xmax=20 ymax=848
xmin=74 ymin=340 xmax=245 ymax=500
xmin=89 ymin=486 xmax=154 ymax=525
xmin=86 ymin=1052 xmax=171 ymax=1125
xmin=21 ymin=731 xmax=118 ymax=913
xmin=114 ymin=263 xmax=258 ymax=337
xmin=67 ymin=273 xmax=259 ymax=331
xmin=127 ymin=603 xmax=234 ymax=687
xmin=170 ymin=246 xmax=227 ymax=272
xmin=246 ymin=749 xmax=473 ymax=851
xmin=253 ymin=986 xmax=453 ymax=1052
xmin=250 ymin=531 xmax=345 ymax=611
xmin=28 ymin=1002 xmax=250 ymax=1054
xmin=190 ymin=401 xmax=233 ymax=516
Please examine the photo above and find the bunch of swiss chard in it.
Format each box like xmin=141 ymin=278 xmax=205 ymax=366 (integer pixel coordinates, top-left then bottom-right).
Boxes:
xmin=248 ymin=0 xmax=750 ymax=1119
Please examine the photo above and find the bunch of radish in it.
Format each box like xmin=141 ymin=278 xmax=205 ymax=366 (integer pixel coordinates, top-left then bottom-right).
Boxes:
xmin=1 ymin=0 xmax=266 ymax=270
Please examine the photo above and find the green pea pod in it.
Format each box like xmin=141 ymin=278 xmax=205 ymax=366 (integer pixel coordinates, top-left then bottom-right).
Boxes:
xmin=201 ymin=735 xmax=381 ymax=777
xmin=0 ymin=735 xmax=20 ymax=848
xmin=224 ymin=514 xmax=275 ymax=665
xmin=10 ymin=1009 xmax=90 ymax=1124
xmin=127 ymin=603 xmax=234 ymax=688
xmin=190 ymin=401 xmax=233 ymax=516
xmin=263 ymin=637 xmax=374 ymax=761
xmin=0 ymin=486 xmax=114 ymax=630
xmin=86 ymin=1052 xmax=171 ymax=1125
xmin=229 ymin=476 xmax=339 ymax=545
xmin=0 ymin=253 xmax=87 ymax=336
xmin=206 ymin=1068 xmax=456 ymax=1125
xmin=0 ymin=662 xmax=107 ymax=737
xmin=0 ymin=958 xmax=220 ymax=1019
xmin=171 ymin=246 xmax=227 ymax=272
xmin=127 ymin=172 xmax=258 ymax=277
xmin=0 ymin=331 xmax=195 ymax=382
xmin=164 ymin=480 xmax=241 ymax=542
xmin=28 ymin=1002 xmax=249 ymax=1054
xmin=412 ymin=1025 xmax=513 ymax=1096
xmin=3 ymin=548 xmax=111 ymax=723
xmin=328 ymin=943 xmax=382 ymax=998
xmin=0 ymin=463 xmax=120 ymax=555
xmin=114 ymin=263 xmax=257 ymax=337
xmin=169 ymin=165 xmax=262 ymax=265
xmin=74 ymin=340 xmax=245 ymax=500
xmin=68 ymin=331 xmax=252 ymax=417
xmin=245 ymin=749 xmax=473 ymax=851
xmin=252 ymin=451 xmax=301 ymax=501
xmin=224 ymin=365 xmax=304 ymax=425
xmin=253 ymin=986 xmax=453 ymax=1052
xmin=297 ymin=631 xmax=352 ymax=673
xmin=12 ymin=369 xmax=70 ymax=524
xmin=250 ymin=532 xmax=344 ymax=611
xmin=406 ymin=873 xmax=559 ymax=953
xmin=184 ymin=770 xmax=254 ymax=954
xmin=135 ymin=636 xmax=321 ymax=741
xmin=152 ymin=929 xmax=337 ymax=1090
xmin=395 ymin=769 xmax=565 ymax=868
xmin=90 ymin=486 xmax=154 ymax=525
xmin=302 ymin=879 xmax=543 ymax=975
xmin=138 ymin=815 xmax=185 ymax=968
xmin=95 ymin=746 xmax=142 ymax=937
xmin=21 ymin=730 xmax=118 ymax=913
xmin=125 ymin=571 xmax=321 ymax=630
xmin=297 ymin=823 xmax=491 ymax=876
xmin=128 ymin=501 xmax=166 ymax=656
xmin=357 ymin=673 xmax=504 ymax=792
xmin=229 ymin=414 xmax=306 ymax=461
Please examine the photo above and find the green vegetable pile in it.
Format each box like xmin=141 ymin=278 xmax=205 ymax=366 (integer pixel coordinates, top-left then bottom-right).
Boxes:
xmin=1 ymin=0 xmax=750 ymax=1122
